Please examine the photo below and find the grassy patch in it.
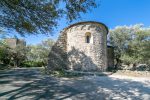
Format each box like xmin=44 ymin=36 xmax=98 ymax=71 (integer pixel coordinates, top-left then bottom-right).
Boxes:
xmin=51 ymin=71 xmax=84 ymax=78
xmin=44 ymin=70 xmax=113 ymax=78
xmin=43 ymin=70 xmax=85 ymax=78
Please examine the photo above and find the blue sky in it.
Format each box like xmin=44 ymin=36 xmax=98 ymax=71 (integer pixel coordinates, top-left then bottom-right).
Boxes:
xmin=9 ymin=0 xmax=150 ymax=45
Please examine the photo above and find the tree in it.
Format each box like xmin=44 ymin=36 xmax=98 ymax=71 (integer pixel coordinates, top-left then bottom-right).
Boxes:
xmin=26 ymin=39 xmax=55 ymax=66
xmin=0 ymin=42 xmax=12 ymax=68
xmin=0 ymin=38 xmax=27 ymax=67
xmin=38 ymin=39 xmax=55 ymax=65
xmin=109 ymin=25 xmax=133 ymax=68
xmin=126 ymin=28 xmax=150 ymax=65
xmin=110 ymin=24 xmax=150 ymax=68
xmin=0 ymin=46 xmax=10 ymax=65
xmin=10 ymin=44 xmax=28 ymax=67
xmin=0 ymin=0 xmax=97 ymax=35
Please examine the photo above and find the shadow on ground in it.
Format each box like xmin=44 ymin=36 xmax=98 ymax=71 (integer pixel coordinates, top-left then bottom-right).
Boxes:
xmin=0 ymin=68 xmax=150 ymax=100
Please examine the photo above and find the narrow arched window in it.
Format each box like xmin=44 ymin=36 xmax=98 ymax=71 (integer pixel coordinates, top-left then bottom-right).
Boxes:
xmin=86 ymin=36 xmax=90 ymax=43
xmin=85 ymin=32 xmax=91 ymax=43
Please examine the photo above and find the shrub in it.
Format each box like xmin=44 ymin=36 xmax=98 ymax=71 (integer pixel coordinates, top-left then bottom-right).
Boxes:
xmin=0 ymin=63 xmax=11 ymax=70
xmin=135 ymin=64 xmax=150 ymax=71
xmin=20 ymin=61 xmax=44 ymax=67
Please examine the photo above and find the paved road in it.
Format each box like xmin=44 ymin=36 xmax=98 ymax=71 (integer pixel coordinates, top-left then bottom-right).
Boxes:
xmin=0 ymin=68 xmax=150 ymax=100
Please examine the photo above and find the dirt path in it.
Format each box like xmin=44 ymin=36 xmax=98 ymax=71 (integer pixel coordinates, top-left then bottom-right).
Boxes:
xmin=0 ymin=68 xmax=150 ymax=100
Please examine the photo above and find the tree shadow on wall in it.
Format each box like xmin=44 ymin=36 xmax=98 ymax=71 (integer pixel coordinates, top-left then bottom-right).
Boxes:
xmin=47 ymin=44 xmax=68 ymax=72
xmin=47 ymin=44 xmax=102 ymax=72
xmin=67 ymin=47 xmax=99 ymax=72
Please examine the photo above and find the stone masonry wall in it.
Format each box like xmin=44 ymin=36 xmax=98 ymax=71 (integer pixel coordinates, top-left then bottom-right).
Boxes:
xmin=107 ymin=46 xmax=114 ymax=68
xmin=47 ymin=29 xmax=68 ymax=71
xmin=66 ymin=22 xmax=108 ymax=71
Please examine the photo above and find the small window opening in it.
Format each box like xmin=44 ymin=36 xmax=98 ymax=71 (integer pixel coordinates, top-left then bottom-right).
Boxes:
xmin=85 ymin=32 xmax=91 ymax=43
xmin=86 ymin=36 xmax=90 ymax=43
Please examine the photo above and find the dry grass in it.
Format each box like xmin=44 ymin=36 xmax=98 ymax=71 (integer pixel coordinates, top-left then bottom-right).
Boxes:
xmin=114 ymin=70 xmax=150 ymax=77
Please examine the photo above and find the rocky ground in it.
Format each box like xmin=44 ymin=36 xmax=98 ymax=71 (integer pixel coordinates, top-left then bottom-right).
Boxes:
xmin=0 ymin=68 xmax=150 ymax=100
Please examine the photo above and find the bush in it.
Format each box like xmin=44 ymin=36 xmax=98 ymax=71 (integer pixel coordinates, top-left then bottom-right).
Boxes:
xmin=121 ymin=55 xmax=137 ymax=65
xmin=20 ymin=61 xmax=44 ymax=67
xmin=135 ymin=64 xmax=150 ymax=71
xmin=0 ymin=63 xmax=11 ymax=70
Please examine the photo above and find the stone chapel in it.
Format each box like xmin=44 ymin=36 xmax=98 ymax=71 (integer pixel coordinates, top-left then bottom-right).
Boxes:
xmin=48 ymin=21 xmax=114 ymax=72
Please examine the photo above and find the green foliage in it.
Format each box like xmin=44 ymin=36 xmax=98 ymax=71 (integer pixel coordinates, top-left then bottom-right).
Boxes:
xmin=26 ymin=38 xmax=55 ymax=66
xmin=20 ymin=61 xmax=44 ymax=67
xmin=0 ymin=45 xmax=11 ymax=65
xmin=110 ymin=24 xmax=150 ymax=68
xmin=49 ymin=70 xmax=84 ymax=78
xmin=10 ymin=44 xmax=28 ymax=67
xmin=121 ymin=55 xmax=137 ymax=65
xmin=0 ymin=38 xmax=54 ymax=69
xmin=0 ymin=39 xmax=27 ymax=68
xmin=0 ymin=0 xmax=97 ymax=35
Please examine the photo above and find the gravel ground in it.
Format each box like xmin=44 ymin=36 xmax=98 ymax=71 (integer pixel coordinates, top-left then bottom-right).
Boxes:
xmin=0 ymin=68 xmax=150 ymax=100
